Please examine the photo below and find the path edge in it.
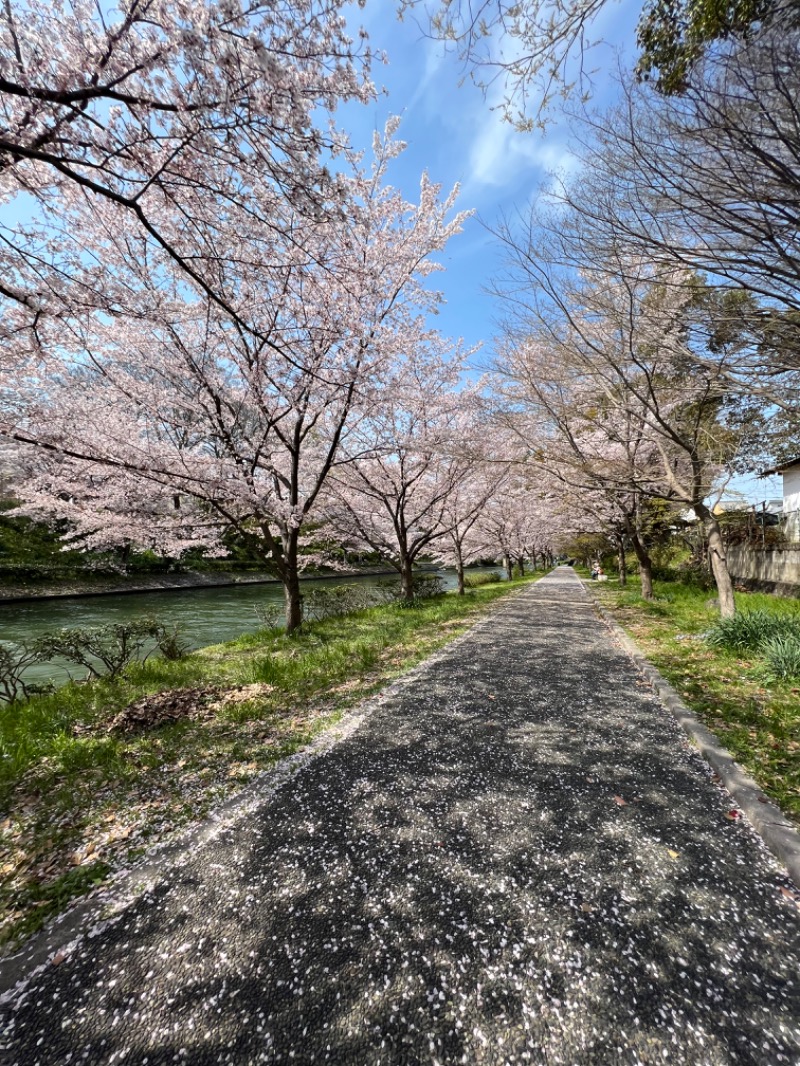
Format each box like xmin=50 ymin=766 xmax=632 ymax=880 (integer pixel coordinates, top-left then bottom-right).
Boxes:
xmin=0 ymin=578 xmax=539 ymax=1000
xmin=587 ymin=584 xmax=800 ymax=889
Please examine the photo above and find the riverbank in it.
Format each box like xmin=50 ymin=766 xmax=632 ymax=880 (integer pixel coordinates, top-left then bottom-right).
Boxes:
xmin=0 ymin=574 xmax=538 ymax=955
xmin=0 ymin=566 xmax=403 ymax=604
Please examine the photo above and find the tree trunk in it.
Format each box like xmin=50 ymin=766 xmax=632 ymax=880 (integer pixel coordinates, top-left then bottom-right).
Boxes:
xmin=616 ymin=536 xmax=627 ymax=587
xmin=697 ymin=506 xmax=736 ymax=618
xmin=455 ymin=545 xmax=465 ymax=595
xmin=628 ymin=530 xmax=653 ymax=601
xmin=504 ymin=554 xmax=513 ymax=582
xmin=400 ymin=555 xmax=415 ymax=601
xmin=517 ymin=557 xmax=525 ymax=577
xmin=282 ymin=535 xmax=303 ymax=634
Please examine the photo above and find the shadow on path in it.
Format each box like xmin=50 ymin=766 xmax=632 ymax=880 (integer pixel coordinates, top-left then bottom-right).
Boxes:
xmin=2 ymin=569 xmax=799 ymax=1065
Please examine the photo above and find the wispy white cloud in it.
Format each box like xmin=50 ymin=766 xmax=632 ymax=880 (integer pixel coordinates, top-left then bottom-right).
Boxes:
xmin=463 ymin=105 xmax=578 ymax=200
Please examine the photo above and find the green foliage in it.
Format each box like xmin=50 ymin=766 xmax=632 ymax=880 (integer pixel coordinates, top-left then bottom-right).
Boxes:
xmin=375 ymin=573 xmax=447 ymax=604
xmin=761 ymin=634 xmax=800 ymax=682
xmin=302 ymin=583 xmax=374 ymax=622
xmin=0 ymin=642 xmax=47 ymax=705
xmin=562 ymin=532 xmax=614 ymax=564
xmin=463 ymin=571 xmax=503 ymax=588
xmin=155 ymin=625 xmax=192 ymax=662
xmin=408 ymin=574 xmax=447 ymax=600
xmin=10 ymin=861 xmax=112 ymax=947
xmin=31 ymin=618 xmax=166 ymax=680
xmin=591 ymin=572 xmax=800 ymax=826
xmin=706 ymin=610 xmax=800 ymax=652
xmin=637 ymin=0 xmax=777 ymax=94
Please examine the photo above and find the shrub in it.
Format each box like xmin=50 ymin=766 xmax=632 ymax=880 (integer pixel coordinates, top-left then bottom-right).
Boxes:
xmin=705 ymin=610 xmax=800 ymax=653
xmin=463 ymin=571 xmax=502 ymax=588
xmin=373 ymin=573 xmax=446 ymax=604
xmin=31 ymin=618 xmax=164 ymax=681
xmin=253 ymin=602 xmax=284 ymax=629
xmin=155 ymin=625 xmax=192 ymax=661
xmin=410 ymin=574 xmax=446 ymax=600
xmin=0 ymin=642 xmax=46 ymax=704
xmin=303 ymin=584 xmax=372 ymax=622
xmin=761 ymin=634 xmax=800 ymax=682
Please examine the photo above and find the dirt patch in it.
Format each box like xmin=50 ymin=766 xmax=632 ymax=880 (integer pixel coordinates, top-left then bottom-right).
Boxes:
xmin=94 ymin=682 xmax=279 ymax=734
xmin=106 ymin=687 xmax=223 ymax=733
xmin=213 ymin=683 xmax=275 ymax=708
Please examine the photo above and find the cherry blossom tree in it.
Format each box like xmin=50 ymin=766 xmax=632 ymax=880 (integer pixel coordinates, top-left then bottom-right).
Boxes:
xmin=322 ymin=336 xmax=477 ymax=600
xmin=431 ymin=459 xmax=505 ymax=594
xmin=4 ymin=127 xmax=467 ymax=631
xmin=0 ymin=0 xmax=373 ymax=351
xmin=492 ymin=243 xmax=752 ymax=615
xmin=491 ymin=334 xmax=676 ymax=599
xmin=470 ymin=468 xmax=565 ymax=578
xmin=400 ymin=0 xmax=783 ymax=124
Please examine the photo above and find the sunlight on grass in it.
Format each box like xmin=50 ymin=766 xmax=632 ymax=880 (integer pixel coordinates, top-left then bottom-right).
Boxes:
xmin=0 ymin=576 xmax=537 ymax=953
xmin=590 ymin=574 xmax=800 ymax=828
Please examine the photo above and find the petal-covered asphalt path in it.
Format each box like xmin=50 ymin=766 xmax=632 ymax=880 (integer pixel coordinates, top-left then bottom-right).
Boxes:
xmin=3 ymin=568 xmax=800 ymax=1065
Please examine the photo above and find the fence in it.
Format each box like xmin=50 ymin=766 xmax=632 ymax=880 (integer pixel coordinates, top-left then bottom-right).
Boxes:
xmin=719 ymin=501 xmax=799 ymax=550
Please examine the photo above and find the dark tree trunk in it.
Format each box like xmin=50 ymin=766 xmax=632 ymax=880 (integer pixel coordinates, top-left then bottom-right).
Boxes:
xmin=628 ymin=530 xmax=653 ymax=601
xmin=616 ymin=536 xmax=627 ymax=586
xmin=400 ymin=554 xmax=415 ymax=601
xmin=504 ymin=554 xmax=513 ymax=582
xmin=455 ymin=544 xmax=465 ymax=595
xmin=282 ymin=533 xmax=303 ymax=634
xmin=517 ymin=557 xmax=526 ymax=577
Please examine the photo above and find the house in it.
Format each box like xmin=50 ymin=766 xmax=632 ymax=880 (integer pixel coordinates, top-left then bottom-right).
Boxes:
xmin=761 ymin=457 xmax=800 ymax=543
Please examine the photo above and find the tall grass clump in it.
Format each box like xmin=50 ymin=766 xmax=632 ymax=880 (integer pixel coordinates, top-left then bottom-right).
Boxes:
xmin=705 ymin=610 xmax=800 ymax=653
xmin=463 ymin=571 xmax=502 ymax=589
xmin=761 ymin=634 xmax=800 ymax=682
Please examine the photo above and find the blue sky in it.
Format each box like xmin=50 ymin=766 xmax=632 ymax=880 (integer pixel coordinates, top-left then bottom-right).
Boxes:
xmin=340 ymin=0 xmax=640 ymax=356
xmin=336 ymin=3 xmax=782 ymax=504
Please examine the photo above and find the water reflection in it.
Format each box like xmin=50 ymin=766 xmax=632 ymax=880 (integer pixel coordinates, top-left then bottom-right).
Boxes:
xmin=1 ymin=569 xmax=504 ymax=687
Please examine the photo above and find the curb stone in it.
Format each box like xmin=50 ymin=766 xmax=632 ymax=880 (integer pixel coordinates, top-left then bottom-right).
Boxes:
xmin=586 ymin=584 xmax=800 ymax=890
xmin=0 ymin=578 xmax=537 ymax=1000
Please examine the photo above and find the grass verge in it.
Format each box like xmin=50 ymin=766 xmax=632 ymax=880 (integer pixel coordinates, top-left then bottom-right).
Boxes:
xmin=586 ymin=572 xmax=800 ymax=827
xmin=0 ymin=576 xmax=537 ymax=954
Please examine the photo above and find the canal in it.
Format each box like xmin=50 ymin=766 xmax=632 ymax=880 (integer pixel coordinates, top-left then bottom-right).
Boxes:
xmin=1 ymin=568 xmax=504 ymax=688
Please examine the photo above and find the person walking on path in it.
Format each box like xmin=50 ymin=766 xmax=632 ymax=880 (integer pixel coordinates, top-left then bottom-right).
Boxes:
xmin=2 ymin=568 xmax=799 ymax=1064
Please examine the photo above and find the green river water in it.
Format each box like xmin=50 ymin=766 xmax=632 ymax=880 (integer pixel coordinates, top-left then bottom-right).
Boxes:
xmin=1 ymin=568 xmax=503 ymax=688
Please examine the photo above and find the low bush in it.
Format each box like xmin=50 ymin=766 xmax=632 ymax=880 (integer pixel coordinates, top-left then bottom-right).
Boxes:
xmin=705 ymin=610 xmax=800 ymax=653
xmin=31 ymin=618 xmax=172 ymax=681
xmin=373 ymin=574 xmax=446 ymax=604
xmin=253 ymin=602 xmax=284 ymax=629
xmin=463 ymin=571 xmax=502 ymax=588
xmin=155 ymin=625 xmax=192 ymax=662
xmin=0 ymin=642 xmax=46 ymax=705
xmin=303 ymin=583 xmax=373 ymax=622
xmin=410 ymin=574 xmax=446 ymax=600
xmin=761 ymin=634 xmax=800 ymax=682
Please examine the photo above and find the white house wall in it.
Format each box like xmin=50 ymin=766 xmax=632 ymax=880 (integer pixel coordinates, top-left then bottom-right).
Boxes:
xmin=783 ymin=466 xmax=800 ymax=543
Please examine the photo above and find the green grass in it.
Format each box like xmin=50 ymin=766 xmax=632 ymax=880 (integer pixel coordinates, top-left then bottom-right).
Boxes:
xmin=0 ymin=576 xmax=537 ymax=953
xmin=588 ymin=573 xmax=800 ymax=826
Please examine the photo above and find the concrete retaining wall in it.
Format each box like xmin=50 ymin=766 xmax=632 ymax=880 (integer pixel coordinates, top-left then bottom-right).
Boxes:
xmin=726 ymin=545 xmax=800 ymax=595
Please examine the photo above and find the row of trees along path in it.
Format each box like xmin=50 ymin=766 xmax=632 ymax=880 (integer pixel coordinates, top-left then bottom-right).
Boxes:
xmin=3 ymin=570 xmax=799 ymax=1064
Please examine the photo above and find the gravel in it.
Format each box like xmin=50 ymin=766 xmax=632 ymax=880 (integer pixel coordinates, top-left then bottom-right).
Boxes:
xmin=2 ymin=567 xmax=799 ymax=1065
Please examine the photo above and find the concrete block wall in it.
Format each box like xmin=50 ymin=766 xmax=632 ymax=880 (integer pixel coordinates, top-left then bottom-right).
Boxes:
xmin=726 ymin=544 xmax=800 ymax=591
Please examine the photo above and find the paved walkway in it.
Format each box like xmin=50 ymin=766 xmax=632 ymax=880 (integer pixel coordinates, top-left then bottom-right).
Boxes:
xmin=3 ymin=569 xmax=800 ymax=1065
